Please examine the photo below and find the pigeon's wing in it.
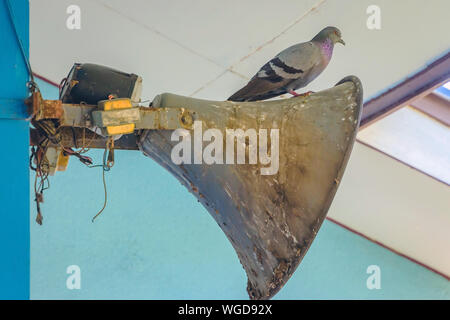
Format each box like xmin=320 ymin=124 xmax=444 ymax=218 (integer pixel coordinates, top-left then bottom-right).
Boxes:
xmin=276 ymin=41 xmax=321 ymax=76
xmin=228 ymin=42 xmax=321 ymax=102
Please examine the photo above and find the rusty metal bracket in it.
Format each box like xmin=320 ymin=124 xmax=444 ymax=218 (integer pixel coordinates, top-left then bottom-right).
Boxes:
xmin=27 ymin=94 xmax=194 ymax=132
xmin=26 ymin=91 xmax=63 ymax=121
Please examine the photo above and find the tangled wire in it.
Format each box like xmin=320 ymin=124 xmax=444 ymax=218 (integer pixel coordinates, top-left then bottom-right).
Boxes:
xmin=30 ymin=111 xmax=114 ymax=225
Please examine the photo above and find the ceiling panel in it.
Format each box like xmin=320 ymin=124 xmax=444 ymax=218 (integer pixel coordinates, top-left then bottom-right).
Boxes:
xmin=329 ymin=142 xmax=450 ymax=277
xmin=30 ymin=0 xmax=225 ymax=99
xmin=358 ymin=106 xmax=450 ymax=184
xmin=231 ymin=0 xmax=450 ymax=99
xmin=96 ymin=0 xmax=321 ymax=69
xmin=30 ymin=0 xmax=450 ymax=101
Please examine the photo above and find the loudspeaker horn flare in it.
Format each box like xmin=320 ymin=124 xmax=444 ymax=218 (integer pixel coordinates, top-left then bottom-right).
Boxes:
xmin=139 ymin=76 xmax=363 ymax=299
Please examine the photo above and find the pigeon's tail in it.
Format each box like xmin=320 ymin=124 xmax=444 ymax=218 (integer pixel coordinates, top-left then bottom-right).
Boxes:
xmin=228 ymin=78 xmax=287 ymax=102
xmin=228 ymin=90 xmax=284 ymax=102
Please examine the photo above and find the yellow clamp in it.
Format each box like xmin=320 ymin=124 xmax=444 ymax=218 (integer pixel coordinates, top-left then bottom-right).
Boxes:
xmin=96 ymin=98 xmax=138 ymax=136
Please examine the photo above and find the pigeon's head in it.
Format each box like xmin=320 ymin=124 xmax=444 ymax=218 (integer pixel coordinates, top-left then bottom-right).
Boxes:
xmin=313 ymin=26 xmax=345 ymax=46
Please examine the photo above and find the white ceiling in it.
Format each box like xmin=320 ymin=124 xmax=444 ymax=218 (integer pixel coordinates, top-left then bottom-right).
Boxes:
xmin=329 ymin=141 xmax=450 ymax=277
xmin=358 ymin=106 xmax=450 ymax=184
xmin=30 ymin=0 xmax=450 ymax=102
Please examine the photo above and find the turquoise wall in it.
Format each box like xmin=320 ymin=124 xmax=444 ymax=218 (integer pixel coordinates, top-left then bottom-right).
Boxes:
xmin=0 ymin=0 xmax=30 ymax=299
xmin=30 ymin=79 xmax=449 ymax=299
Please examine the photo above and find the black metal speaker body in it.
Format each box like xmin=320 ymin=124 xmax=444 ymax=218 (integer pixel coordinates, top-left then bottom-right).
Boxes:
xmin=60 ymin=63 xmax=142 ymax=104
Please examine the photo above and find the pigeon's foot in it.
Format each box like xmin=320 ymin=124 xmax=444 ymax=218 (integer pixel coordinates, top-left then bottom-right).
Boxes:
xmin=288 ymin=90 xmax=300 ymax=97
xmin=299 ymin=91 xmax=314 ymax=97
xmin=289 ymin=90 xmax=314 ymax=98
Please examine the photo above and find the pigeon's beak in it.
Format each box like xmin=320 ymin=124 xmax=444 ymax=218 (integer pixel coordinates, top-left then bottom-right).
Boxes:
xmin=338 ymin=38 xmax=346 ymax=46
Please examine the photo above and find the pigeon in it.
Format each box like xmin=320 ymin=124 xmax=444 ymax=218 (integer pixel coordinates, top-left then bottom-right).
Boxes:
xmin=228 ymin=26 xmax=345 ymax=102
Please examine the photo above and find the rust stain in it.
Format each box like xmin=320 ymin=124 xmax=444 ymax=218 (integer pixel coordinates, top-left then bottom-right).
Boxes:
xmin=29 ymin=91 xmax=64 ymax=121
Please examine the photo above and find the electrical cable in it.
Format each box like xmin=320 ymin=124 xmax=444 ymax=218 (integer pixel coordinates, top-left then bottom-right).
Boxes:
xmin=90 ymin=138 xmax=114 ymax=222
xmin=5 ymin=0 xmax=39 ymax=91
xmin=8 ymin=0 xmax=114 ymax=224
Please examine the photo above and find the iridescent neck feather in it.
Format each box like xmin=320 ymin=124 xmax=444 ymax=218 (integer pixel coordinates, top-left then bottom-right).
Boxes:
xmin=319 ymin=38 xmax=334 ymax=61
